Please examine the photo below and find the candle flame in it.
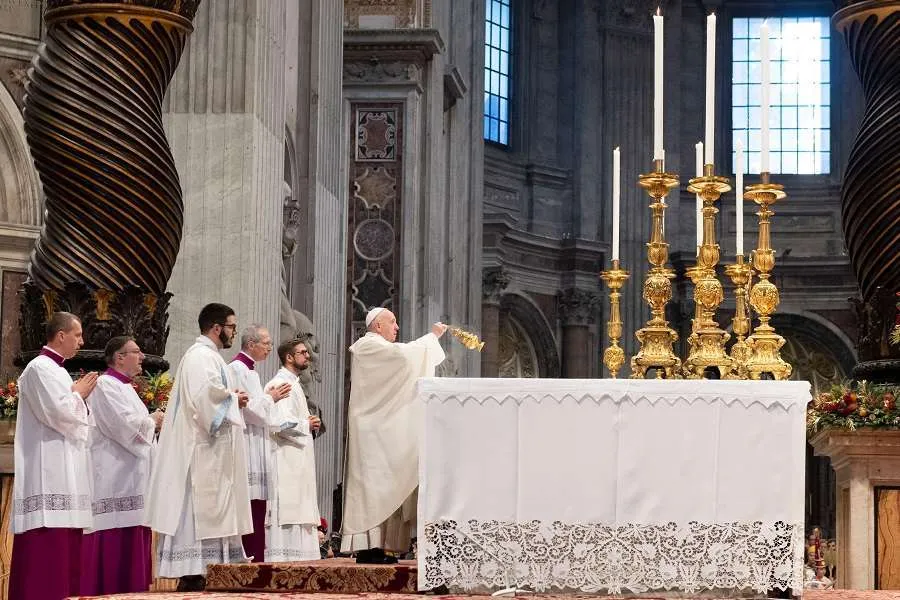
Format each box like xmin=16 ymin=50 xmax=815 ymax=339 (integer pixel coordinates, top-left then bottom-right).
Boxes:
xmin=615 ymin=146 xmax=620 ymax=152
xmin=656 ymin=6 xmax=661 ymax=16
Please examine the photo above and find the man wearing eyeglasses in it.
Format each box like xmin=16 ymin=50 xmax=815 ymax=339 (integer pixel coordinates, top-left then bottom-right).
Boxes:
xmin=146 ymin=303 xmax=253 ymax=591
xmin=260 ymin=339 xmax=321 ymax=561
xmin=341 ymin=308 xmax=447 ymax=564
xmin=227 ymin=324 xmax=292 ymax=562
xmin=81 ymin=336 xmax=163 ymax=595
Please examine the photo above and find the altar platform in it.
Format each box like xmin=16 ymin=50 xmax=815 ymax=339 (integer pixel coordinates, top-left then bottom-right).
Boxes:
xmin=67 ymin=588 xmax=900 ymax=599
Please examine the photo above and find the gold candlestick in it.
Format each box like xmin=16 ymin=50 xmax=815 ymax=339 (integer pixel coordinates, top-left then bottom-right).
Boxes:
xmin=744 ymin=172 xmax=792 ymax=380
xmin=683 ymin=164 xmax=735 ymax=379
xmin=631 ymin=159 xmax=681 ymax=379
xmin=684 ymin=264 xmax=705 ymax=362
xmin=601 ymin=260 xmax=630 ymax=378
xmin=724 ymin=255 xmax=753 ymax=379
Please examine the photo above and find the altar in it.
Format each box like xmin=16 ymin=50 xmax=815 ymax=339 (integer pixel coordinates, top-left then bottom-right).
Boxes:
xmin=416 ymin=378 xmax=810 ymax=595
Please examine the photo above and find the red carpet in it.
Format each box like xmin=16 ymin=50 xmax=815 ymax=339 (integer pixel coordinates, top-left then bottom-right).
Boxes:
xmin=205 ymin=559 xmax=417 ymax=593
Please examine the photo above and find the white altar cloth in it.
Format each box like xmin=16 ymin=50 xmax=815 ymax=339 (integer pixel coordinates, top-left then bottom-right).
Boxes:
xmin=417 ymin=378 xmax=809 ymax=594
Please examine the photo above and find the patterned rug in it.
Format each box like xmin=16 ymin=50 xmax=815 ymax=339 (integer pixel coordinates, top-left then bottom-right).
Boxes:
xmin=66 ymin=591 xmax=900 ymax=599
xmin=205 ymin=559 xmax=417 ymax=593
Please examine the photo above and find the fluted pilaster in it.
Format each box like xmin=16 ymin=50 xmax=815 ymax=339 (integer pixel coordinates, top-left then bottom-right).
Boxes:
xmin=163 ymin=0 xmax=285 ymax=377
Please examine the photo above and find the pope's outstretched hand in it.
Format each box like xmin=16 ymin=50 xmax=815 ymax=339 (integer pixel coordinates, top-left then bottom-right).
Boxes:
xmin=432 ymin=322 xmax=448 ymax=338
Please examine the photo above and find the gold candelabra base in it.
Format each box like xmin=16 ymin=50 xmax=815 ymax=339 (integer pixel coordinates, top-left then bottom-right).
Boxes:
xmin=724 ymin=256 xmax=753 ymax=380
xmin=683 ymin=164 xmax=734 ymax=379
xmin=631 ymin=160 xmax=681 ymax=379
xmin=601 ymin=260 xmax=629 ymax=378
xmin=744 ymin=173 xmax=792 ymax=380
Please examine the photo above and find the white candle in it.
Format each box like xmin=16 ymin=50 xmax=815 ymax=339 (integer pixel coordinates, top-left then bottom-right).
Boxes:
xmin=653 ymin=9 xmax=664 ymax=161
xmin=760 ymin=20 xmax=771 ymax=173
xmin=695 ymin=141 xmax=703 ymax=252
xmin=612 ymin=147 xmax=620 ymax=262
xmin=735 ymin=138 xmax=744 ymax=256
xmin=705 ymin=13 xmax=716 ymax=165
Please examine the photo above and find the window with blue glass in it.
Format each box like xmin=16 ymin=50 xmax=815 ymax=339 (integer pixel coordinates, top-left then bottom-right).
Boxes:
xmin=484 ymin=0 xmax=511 ymax=145
xmin=732 ymin=17 xmax=831 ymax=174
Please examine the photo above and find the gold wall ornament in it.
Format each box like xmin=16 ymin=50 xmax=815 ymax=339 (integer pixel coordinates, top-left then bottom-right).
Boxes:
xmin=682 ymin=164 xmax=735 ymax=379
xmin=42 ymin=290 xmax=57 ymax=321
xmin=631 ymin=159 xmax=682 ymax=379
xmin=93 ymin=289 xmax=115 ymax=321
xmin=744 ymin=172 xmax=792 ymax=380
xmin=448 ymin=327 xmax=485 ymax=351
xmin=600 ymin=260 xmax=629 ymax=378
xmin=724 ymin=255 xmax=753 ymax=379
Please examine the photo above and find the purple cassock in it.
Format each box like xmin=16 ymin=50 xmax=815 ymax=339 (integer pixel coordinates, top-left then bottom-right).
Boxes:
xmin=80 ymin=526 xmax=152 ymax=595
xmin=9 ymin=527 xmax=82 ymax=600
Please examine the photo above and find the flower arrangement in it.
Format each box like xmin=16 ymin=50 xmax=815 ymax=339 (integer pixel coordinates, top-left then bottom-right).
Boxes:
xmin=807 ymin=380 xmax=900 ymax=435
xmin=0 ymin=378 xmax=17 ymax=420
xmin=132 ymin=372 xmax=173 ymax=413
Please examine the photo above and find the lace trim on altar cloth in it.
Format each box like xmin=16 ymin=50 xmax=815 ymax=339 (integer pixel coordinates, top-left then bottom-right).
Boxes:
xmin=421 ymin=520 xmax=804 ymax=594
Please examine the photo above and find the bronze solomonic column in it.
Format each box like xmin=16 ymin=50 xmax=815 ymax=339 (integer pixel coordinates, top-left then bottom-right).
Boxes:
xmin=18 ymin=0 xmax=200 ymax=372
xmin=834 ymin=1 xmax=900 ymax=384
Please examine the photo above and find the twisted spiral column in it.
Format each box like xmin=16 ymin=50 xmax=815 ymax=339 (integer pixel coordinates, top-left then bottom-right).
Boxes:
xmin=834 ymin=2 xmax=900 ymax=302
xmin=25 ymin=0 xmax=198 ymax=293
xmin=18 ymin=0 xmax=199 ymax=369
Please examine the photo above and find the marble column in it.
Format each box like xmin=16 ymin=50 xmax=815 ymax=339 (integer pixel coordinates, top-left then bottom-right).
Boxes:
xmin=481 ymin=268 xmax=510 ymax=377
xmin=558 ymin=288 xmax=600 ymax=378
xmin=834 ymin=1 xmax=900 ymax=384
xmin=289 ymin=0 xmax=346 ymax=527
xmin=164 ymin=0 xmax=287 ymax=376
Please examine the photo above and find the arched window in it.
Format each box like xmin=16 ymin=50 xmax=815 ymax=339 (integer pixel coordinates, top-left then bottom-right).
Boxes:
xmin=731 ymin=17 xmax=831 ymax=174
xmin=484 ymin=0 xmax=512 ymax=146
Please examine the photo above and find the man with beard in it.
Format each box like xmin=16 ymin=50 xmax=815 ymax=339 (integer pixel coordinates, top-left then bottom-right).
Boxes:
xmin=227 ymin=324 xmax=292 ymax=561
xmin=261 ymin=339 xmax=321 ymax=561
xmin=146 ymin=303 xmax=252 ymax=590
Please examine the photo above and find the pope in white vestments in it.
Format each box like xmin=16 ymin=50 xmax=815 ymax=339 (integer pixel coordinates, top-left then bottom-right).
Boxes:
xmin=341 ymin=308 xmax=447 ymax=563
xmin=227 ymin=324 xmax=292 ymax=562
xmin=81 ymin=336 xmax=163 ymax=596
xmin=146 ymin=303 xmax=252 ymax=589
xmin=263 ymin=339 xmax=321 ymax=561
xmin=10 ymin=312 xmax=99 ymax=600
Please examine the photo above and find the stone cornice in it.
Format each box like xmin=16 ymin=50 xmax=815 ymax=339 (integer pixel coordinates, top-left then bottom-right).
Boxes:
xmin=343 ymin=28 xmax=444 ymax=63
xmin=810 ymin=429 xmax=900 ymax=472
xmin=0 ymin=33 xmax=39 ymax=62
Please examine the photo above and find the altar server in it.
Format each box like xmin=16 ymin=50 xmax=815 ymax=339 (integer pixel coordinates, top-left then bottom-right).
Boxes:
xmin=10 ymin=311 xmax=98 ymax=600
xmin=146 ymin=303 xmax=252 ymax=591
xmin=341 ymin=308 xmax=447 ymax=563
xmin=227 ymin=324 xmax=291 ymax=562
xmin=262 ymin=339 xmax=321 ymax=561
xmin=81 ymin=336 xmax=163 ymax=595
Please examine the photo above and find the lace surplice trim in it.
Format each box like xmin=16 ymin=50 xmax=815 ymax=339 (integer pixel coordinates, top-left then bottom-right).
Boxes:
xmin=421 ymin=519 xmax=804 ymax=594
xmin=15 ymin=493 xmax=91 ymax=514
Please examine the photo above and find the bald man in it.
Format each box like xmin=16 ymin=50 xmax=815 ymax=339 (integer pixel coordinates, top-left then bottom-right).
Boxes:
xmin=340 ymin=308 xmax=447 ymax=564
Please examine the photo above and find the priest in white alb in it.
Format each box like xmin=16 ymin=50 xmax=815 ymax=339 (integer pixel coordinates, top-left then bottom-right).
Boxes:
xmin=146 ymin=303 xmax=252 ymax=591
xmin=341 ymin=308 xmax=447 ymax=563
xmin=263 ymin=338 xmax=321 ymax=561
xmin=227 ymin=324 xmax=291 ymax=562
xmin=11 ymin=311 xmax=98 ymax=600
xmin=81 ymin=336 xmax=164 ymax=595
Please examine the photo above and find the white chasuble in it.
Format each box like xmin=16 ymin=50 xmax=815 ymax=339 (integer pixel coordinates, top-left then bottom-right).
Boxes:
xmin=88 ymin=371 xmax=155 ymax=531
xmin=146 ymin=336 xmax=252 ymax=541
xmin=264 ymin=367 xmax=319 ymax=527
xmin=228 ymin=354 xmax=273 ymax=500
xmin=342 ymin=332 xmax=445 ymax=540
xmin=13 ymin=350 xmax=92 ymax=533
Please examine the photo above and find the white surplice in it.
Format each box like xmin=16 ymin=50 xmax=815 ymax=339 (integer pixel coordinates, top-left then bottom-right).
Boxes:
xmin=341 ymin=332 xmax=445 ymax=552
xmin=263 ymin=367 xmax=319 ymax=561
xmin=146 ymin=336 xmax=252 ymax=577
xmin=88 ymin=371 xmax=155 ymax=531
xmin=227 ymin=353 xmax=273 ymax=500
xmin=13 ymin=349 xmax=92 ymax=533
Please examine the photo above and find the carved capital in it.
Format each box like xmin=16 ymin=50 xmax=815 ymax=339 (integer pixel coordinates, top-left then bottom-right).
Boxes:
xmin=558 ymin=288 xmax=601 ymax=326
xmin=483 ymin=268 xmax=511 ymax=305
